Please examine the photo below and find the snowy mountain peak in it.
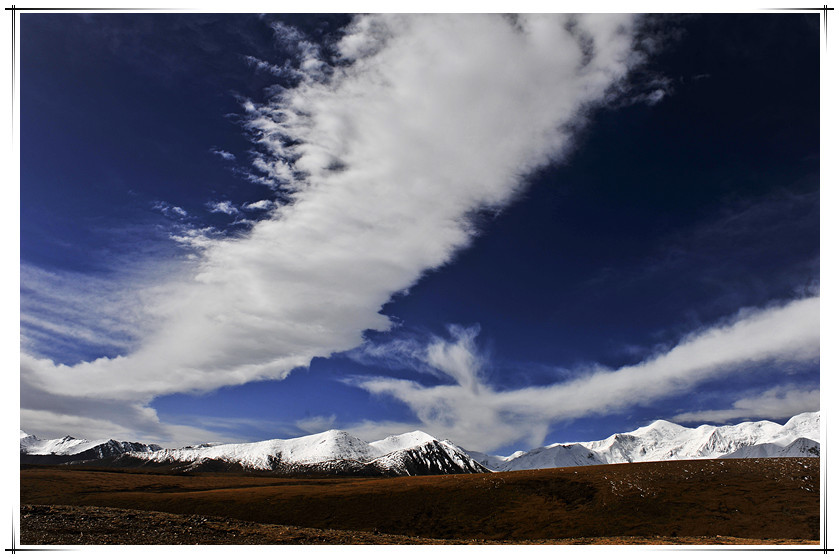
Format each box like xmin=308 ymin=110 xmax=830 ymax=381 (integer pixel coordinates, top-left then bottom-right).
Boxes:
xmin=319 ymin=429 xmax=353 ymax=438
xmin=303 ymin=429 xmax=364 ymax=445
xmin=787 ymin=411 xmax=819 ymax=424
xmin=404 ymin=430 xmax=437 ymax=440
xmin=779 ymin=412 xmax=820 ymax=441
xmin=295 ymin=429 xmax=374 ymax=459
xmin=369 ymin=431 xmax=437 ymax=455
xmin=627 ymin=419 xmax=688 ymax=437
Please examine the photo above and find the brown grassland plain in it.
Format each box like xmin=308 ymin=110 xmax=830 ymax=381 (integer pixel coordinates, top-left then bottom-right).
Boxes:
xmin=20 ymin=457 xmax=820 ymax=545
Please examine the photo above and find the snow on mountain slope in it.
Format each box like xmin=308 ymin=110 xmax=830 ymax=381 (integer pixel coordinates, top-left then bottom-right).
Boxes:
xmin=627 ymin=419 xmax=690 ymax=439
xmin=576 ymin=413 xmax=818 ymax=463
xmin=778 ymin=437 xmax=820 ymax=457
xmin=722 ymin=437 xmax=820 ymax=459
xmin=368 ymin=430 xmax=437 ymax=455
xmin=20 ymin=431 xmax=161 ymax=463
xmin=19 ymin=431 xmax=38 ymax=451
xmin=371 ymin=439 xmax=489 ymax=475
xmin=490 ymin=443 xmax=605 ymax=471
xmin=772 ymin=412 xmax=820 ymax=445
xmin=21 ymin=431 xmax=110 ymax=456
xmin=139 ymin=430 xmax=376 ymax=470
xmin=130 ymin=429 xmax=487 ymax=475
xmin=469 ymin=411 xmax=821 ymax=471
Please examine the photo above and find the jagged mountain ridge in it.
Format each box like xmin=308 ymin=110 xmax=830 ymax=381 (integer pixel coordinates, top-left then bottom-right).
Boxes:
xmin=468 ymin=411 xmax=820 ymax=471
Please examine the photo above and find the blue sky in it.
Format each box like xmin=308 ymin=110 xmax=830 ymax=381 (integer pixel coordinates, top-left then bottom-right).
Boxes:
xmin=19 ymin=13 xmax=821 ymax=454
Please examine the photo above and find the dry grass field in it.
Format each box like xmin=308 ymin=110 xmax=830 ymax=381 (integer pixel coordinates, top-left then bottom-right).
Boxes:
xmin=20 ymin=457 xmax=820 ymax=545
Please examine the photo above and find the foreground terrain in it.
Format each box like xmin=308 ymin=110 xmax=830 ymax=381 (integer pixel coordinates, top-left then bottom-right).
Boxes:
xmin=20 ymin=504 xmax=817 ymax=545
xmin=20 ymin=457 xmax=820 ymax=545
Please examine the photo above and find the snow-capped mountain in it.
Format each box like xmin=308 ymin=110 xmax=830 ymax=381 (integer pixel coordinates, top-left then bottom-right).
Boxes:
xmin=19 ymin=428 xmax=488 ymax=476
xmin=20 ymin=411 xmax=819 ymax=475
xmin=467 ymin=411 xmax=820 ymax=471
xmin=20 ymin=431 xmax=161 ymax=465
xmin=127 ymin=429 xmax=487 ymax=476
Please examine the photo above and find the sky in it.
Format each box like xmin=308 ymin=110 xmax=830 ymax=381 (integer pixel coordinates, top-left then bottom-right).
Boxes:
xmin=18 ymin=12 xmax=824 ymax=455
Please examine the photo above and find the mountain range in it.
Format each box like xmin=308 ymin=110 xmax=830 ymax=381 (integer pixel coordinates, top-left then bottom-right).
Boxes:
xmin=467 ymin=411 xmax=819 ymax=471
xmin=20 ymin=429 xmax=489 ymax=476
xmin=21 ymin=411 xmax=819 ymax=475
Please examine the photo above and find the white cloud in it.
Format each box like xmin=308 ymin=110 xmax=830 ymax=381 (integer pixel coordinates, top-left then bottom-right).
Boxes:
xmin=294 ymin=415 xmax=337 ymax=434
xmin=244 ymin=55 xmax=287 ymax=78
xmin=22 ymin=15 xmax=641 ymax=444
xmin=207 ymin=200 xmax=240 ymax=215
xmin=269 ymin=21 xmax=325 ymax=80
xmin=169 ymin=226 xmax=222 ymax=250
xmin=242 ymin=199 xmax=275 ymax=211
xmin=671 ymin=386 xmax=820 ymax=424
xmin=21 ymin=409 xmax=149 ymax=442
xmin=209 ymin=147 xmax=236 ymax=161
xmin=20 ymin=262 xmax=185 ymax=363
xmin=152 ymin=201 xmax=188 ymax=218
xmin=20 ymin=407 xmax=225 ymax=448
xmin=349 ymin=296 xmax=819 ymax=451
xmin=643 ymin=88 xmax=666 ymax=104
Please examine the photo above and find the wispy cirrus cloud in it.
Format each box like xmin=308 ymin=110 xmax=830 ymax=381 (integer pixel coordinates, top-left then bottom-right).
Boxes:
xmin=243 ymin=55 xmax=286 ymax=77
xmin=671 ymin=385 xmax=820 ymax=424
xmin=20 ymin=261 xmax=182 ymax=365
xmin=22 ymin=14 xmax=643 ymax=444
xmin=19 ymin=406 xmax=225 ymax=448
xmin=348 ymin=296 xmax=819 ymax=451
xmin=295 ymin=415 xmax=338 ymax=435
xmin=152 ymin=201 xmax=187 ymax=219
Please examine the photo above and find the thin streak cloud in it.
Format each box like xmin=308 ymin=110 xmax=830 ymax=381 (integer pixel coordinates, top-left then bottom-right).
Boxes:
xmin=672 ymin=386 xmax=820 ymax=424
xmin=350 ymin=296 xmax=819 ymax=451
